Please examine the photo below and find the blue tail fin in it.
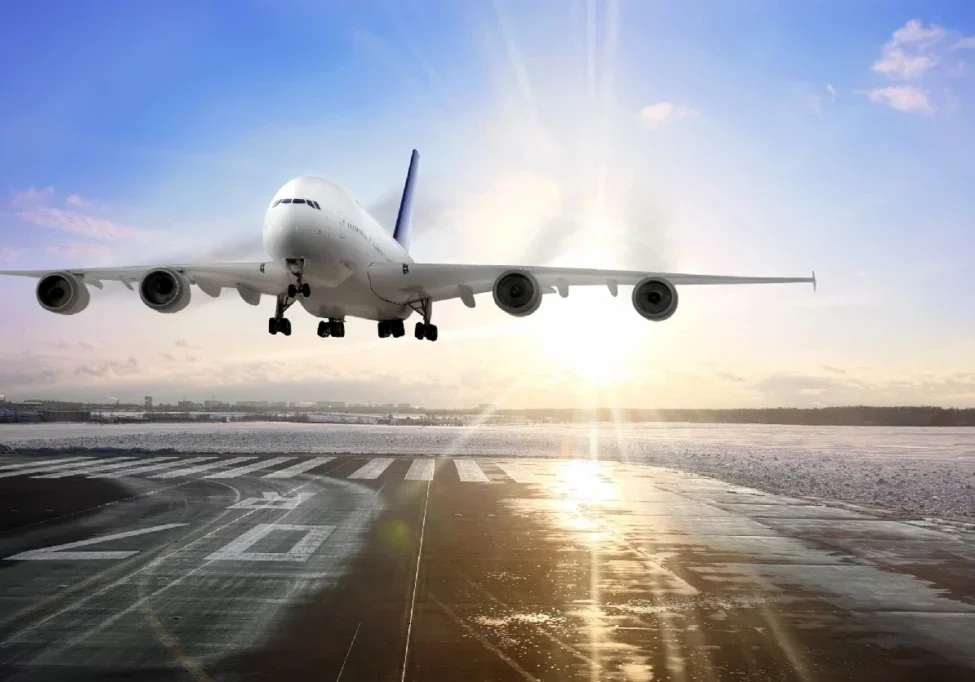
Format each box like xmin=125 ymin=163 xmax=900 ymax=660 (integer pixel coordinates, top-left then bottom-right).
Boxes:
xmin=393 ymin=149 xmax=420 ymax=252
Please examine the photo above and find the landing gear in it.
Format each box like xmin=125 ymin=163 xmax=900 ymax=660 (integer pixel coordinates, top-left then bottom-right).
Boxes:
xmin=378 ymin=320 xmax=405 ymax=339
xmin=315 ymin=318 xmax=345 ymax=338
xmin=287 ymin=283 xmax=311 ymax=298
xmin=286 ymin=259 xmax=311 ymax=300
xmin=409 ymin=297 xmax=437 ymax=341
xmin=269 ymin=293 xmax=294 ymax=336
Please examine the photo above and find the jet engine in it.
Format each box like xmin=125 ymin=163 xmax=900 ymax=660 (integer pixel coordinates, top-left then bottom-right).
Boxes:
xmin=632 ymin=276 xmax=678 ymax=321
xmin=36 ymin=272 xmax=90 ymax=315
xmin=139 ymin=267 xmax=192 ymax=314
xmin=492 ymin=269 xmax=542 ymax=317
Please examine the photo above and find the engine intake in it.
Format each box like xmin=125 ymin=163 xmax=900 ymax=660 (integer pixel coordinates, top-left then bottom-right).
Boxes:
xmin=139 ymin=267 xmax=191 ymax=314
xmin=632 ymin=277 xmax=678 ymax=321
xmin=36 ymin=272 xmax=90 ymax=315
xmin=492 ymin=270 xmax=542 ymax=317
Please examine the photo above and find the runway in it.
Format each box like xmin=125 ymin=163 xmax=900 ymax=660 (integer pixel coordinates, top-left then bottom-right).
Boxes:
xmin=0 ymin=453 xmax=973 ymax=681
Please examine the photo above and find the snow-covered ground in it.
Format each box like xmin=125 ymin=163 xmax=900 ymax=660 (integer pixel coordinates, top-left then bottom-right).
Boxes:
xmin=1 ymin=422 xmax=973 ymax=522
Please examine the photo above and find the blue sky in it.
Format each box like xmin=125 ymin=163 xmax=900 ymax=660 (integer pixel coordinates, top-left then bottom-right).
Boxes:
xmin=1 ymin=0 xmax=974 ymax=408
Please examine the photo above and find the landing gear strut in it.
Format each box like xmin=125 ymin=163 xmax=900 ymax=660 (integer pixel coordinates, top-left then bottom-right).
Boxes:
xmin=318 ymin=319 xmax=345 ymax=338
xmin=409 ymin=297 xmax=438 ymax=342
xmin=268 ymin=293 xmax=293 ymax=336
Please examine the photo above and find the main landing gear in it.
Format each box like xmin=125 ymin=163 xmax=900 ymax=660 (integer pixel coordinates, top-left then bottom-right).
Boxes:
xmin=410 ymin=297 xmax=438 ymax=342
xmin=377 ymin=320 xmax=405 ymax=338
xmin=268 ymin=293 xmax=294 ymax=336
xmin=318 ymin=319 xmax=346 ymax=338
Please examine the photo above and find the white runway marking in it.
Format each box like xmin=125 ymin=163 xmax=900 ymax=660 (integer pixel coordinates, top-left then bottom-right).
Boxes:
xmin=455 ymin=459 xmax=489 ymax=483
xmin=405 ymin=459 xmax=435 ymax=481
xmin=229 ymin=491 xmax=315 ymax=510
xmin=204 ymin=456 xmax=296 ymax=479
xmin=262 ymin=456 xmax=335 ymax=479
xmin=348 ymin=457 xmax=394 ymax=480
xmin=151 ymin=456 xmax=258 ymax=479
xmin=4 ymin=524 xmax=189 ymax=561
xmin=92 ymin=456 xmax=218 ymax=478
xmin=0 ymin=457 xmax=123 ymax=479
xmin=33 ymin=457 xmax=177 ymax=479
xmin=495 ymin=461 xmax=538 ymax=484
xmin=0 ymin=456 xmax=92 ymax=472
xmin=205 ymin=523 xmax=335 ymax=562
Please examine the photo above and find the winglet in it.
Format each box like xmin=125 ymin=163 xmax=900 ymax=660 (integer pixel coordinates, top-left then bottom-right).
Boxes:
xmin=393 ymin=149 xmax=420 ymax=252
xmin=812 ymin=270 xmax=817 ymax=292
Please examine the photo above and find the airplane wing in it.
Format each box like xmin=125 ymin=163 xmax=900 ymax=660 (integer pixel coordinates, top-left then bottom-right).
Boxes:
xmin=0 ymin=262 xmax=291 ymax=304
xmin=367 ymin=263 xmax=816 ymax=306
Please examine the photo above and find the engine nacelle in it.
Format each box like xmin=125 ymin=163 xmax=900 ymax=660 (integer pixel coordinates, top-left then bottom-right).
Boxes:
xmin=139 ymin=267 xmax=192 ymax=314
xmin=632 ymin=276 xmax=678 ymax=321
xmin=492 ymin=269 xmax=542 ymax=317
xmin=36 ymin=272 xmax=90 ymax=315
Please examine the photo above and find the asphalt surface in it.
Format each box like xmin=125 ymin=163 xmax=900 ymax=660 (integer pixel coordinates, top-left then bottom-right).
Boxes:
xmin=0 ymin=452 xmax=973 ymax=681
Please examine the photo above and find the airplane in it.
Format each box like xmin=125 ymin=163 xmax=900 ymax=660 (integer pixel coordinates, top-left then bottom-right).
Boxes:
xmin=1 ymin=150 xmax=815 ymax=341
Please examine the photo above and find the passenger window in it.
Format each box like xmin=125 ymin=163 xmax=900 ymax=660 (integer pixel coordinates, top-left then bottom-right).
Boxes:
xmin=281 ymin=198 xmax=292 ymax=204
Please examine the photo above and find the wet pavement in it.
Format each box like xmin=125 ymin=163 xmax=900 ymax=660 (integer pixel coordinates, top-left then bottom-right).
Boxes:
xmin=0 ymin=453 xmax=972 ymax=680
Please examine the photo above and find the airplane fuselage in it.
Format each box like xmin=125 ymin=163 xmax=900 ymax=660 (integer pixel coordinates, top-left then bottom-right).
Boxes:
xmin=262 ymin=176 xmax=414 ymax=322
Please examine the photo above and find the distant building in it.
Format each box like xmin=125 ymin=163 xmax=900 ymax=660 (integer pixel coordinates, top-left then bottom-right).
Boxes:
xmin=397 ymin=403 xmax=413 ymax=410
xmin=144 ymin=396 xmax=153 ymax=409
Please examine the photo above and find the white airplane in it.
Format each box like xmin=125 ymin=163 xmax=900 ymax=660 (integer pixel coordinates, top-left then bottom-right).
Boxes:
xmin=1 ymin=150 xmax=815 ymax=341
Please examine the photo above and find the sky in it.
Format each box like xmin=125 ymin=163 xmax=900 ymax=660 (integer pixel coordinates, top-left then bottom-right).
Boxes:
xmin=1 ymin=0 xmax=974 ymax=410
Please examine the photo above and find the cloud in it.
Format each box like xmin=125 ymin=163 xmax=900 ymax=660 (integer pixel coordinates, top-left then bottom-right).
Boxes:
xmin=8 ymin=186 xmax=155 ymax=240
xmin=825 ymin=83 xmax=837 ymax=100
xmin=47 ymin=243 xmax=112 ymax=257
xmin=821 ymin=365 xmax=847 ymax=375
xmin=715 ymin=371 xmax=745 ymax=383
xmin=872 ymin=20 xmax=945 ymax=80
xmin=73 ymin=357 xmax=140 ymax=378
xmin=865 ymin=85 xmax=933 ymax=114
xmin=954 ymin=36 xmax=975 ymax=50
xmin=638 ymin=101 xmax=699 ymax=128
xmin=0 ymin=247 xmax=23 ymax=264
xmin=174 ymin=339 xmax=201 ymax=350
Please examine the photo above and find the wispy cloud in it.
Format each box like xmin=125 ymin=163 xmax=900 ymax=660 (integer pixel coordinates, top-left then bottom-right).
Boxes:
xmin=8 ymin=186 xmax=155 ymax=240
xmin=872 ymin=20 xmax=945 ymax=80
xmin=65 ymin=193 xmax=86 ymax=207
xmin=0 ymin=247 xmax=23 ymax=264
xmin=822 ymin=365 xmax=847 ymax=375
xmin=47 ymin=243 xmax=112 ymax=257
xmin=638 ymin=101 xmax=699 ymax=128
xmin=825 ymin=83 xmax=837 ymax=100
xmin=954 ymin=36 xmax=975 ymax=50
xmin=865 ymin=85 xmax=933 ymax=114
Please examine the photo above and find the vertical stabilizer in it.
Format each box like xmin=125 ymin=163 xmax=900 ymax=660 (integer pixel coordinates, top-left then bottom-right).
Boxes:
xmin=393 ymin=149 xmax=419 ymax=252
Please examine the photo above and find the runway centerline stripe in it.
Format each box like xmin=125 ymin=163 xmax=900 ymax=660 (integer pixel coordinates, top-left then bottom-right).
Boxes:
xmin=151 ymin=456 xmax=258 ymax=479
xmin=0 ymin=456 xmax=93 ymax=472
xmin=496 ymin=461 xmax=537 ymax=484
xmin=33 ymin=457 xmax=178 ymax=479
xmin=405 ymin=459 xmax=435 ymax=481
xmin=348 ymin=458 xmax=394 ymax=480
xmin=455 ymin=459 xmax=489 ymax=483
xmin=204 ymin=456 xmax=297 ymax=479
xmin=92 ymin=456 xmax=218 ymax=478
xmin=262 ymin=456 xmax=334 ymax=479
xmin=0 ymin=457 xmax=135 ymax=479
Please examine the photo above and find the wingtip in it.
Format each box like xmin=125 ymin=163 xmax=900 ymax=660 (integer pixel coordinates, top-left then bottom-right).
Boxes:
xmin=812 ymin=270 xmax=817 ymax=292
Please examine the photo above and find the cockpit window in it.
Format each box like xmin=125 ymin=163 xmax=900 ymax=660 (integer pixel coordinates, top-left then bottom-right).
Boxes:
xmin=272 ymin=199 xmax=282 ymax=207
xmin=310 ymin=200 xmax=321 ymax=210
xmin=292 ymin=199 xmax=306 ymax=205
xmin=281 ymin=198 xmax=292 ymax=204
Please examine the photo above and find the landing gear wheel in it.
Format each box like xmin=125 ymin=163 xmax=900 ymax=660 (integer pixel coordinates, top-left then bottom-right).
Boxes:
xmin=300 ymin=283 xmax=311 ymax=297
xmin=415 ymin=322 xmax=426 ymax=340
xmin=279 ymin=318 xmax=292 ymax=336
xmin=287 ymin=284 xmax=297 ymax=298
xmin=329 ymin=320 xmax=345 ymax=338
xmin=269 ymin=318 xmax=278 ymax=335
xmin=317 ymin=320 xmax=330 ymax=338
xmin=425 ymin=324 xmax=438 ymax=342
xmin=391 ymin=320 xmax=405 ymax=338
xmin=378 ymin=321 xmax=391 ymax=339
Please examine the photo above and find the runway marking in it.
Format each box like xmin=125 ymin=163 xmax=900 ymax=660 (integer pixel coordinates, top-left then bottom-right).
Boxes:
xmin=93 ymin=456 xmax=218 ymax=478
xmin=496 ymin=461 xmax=537 ymax=484
xmin=33 ymin=456 xmax=179 ymax=479
xmin=151 ymin=456 xmax=258 ymax=479
xmin=204 ymin=456 xmax=296 ymax=479
xmin=335 ymin=622 xmax=361 ymax=682
xmin=228 ymin=491 xmax=315 ymax=510
xmin=348 ymin=457 xmax=394 ymax=480
xmin=262 ymin=456 xmax=335 ymax=479
xmin=405 ymin=458 xmax=435 ymax=481
xmin=0 ymin=456 xmax=132 ymax=479
xmin=455 ymin=458 xmax=489 ymax=483
xmin=0 ymin=456 xmax=93 ymax=472
xmin=205 ymin=523 xmax=335 ymax=562
xmin=4 ymin=523 xmax=189 ymax=561
xmin=401 ymin=479 xmax=431 ymax=682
